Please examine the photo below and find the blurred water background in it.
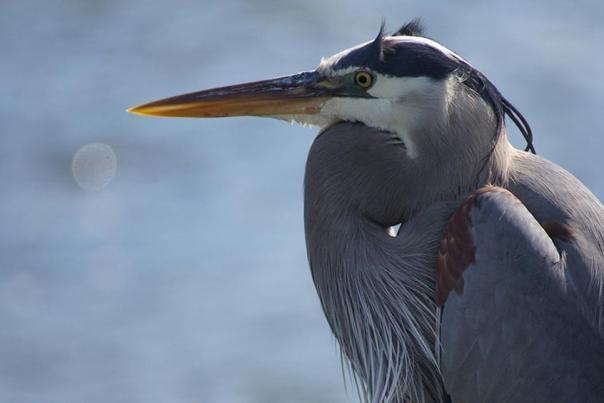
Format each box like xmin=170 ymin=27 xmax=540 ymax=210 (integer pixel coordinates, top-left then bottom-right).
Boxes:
xmin=1 ymin=1 xmax=603 ymax=402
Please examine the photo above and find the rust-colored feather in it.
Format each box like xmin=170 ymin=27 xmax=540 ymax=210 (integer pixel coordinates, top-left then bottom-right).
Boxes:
xmin=436 ymin=186 xmax=510 ymax=306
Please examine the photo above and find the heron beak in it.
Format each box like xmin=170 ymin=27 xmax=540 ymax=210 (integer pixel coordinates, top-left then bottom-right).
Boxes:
xmin=127 ymin=71 xmax=332 ymax=118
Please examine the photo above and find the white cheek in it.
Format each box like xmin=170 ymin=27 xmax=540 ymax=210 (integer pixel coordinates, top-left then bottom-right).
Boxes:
xmin=321 ymin=98 xmax=393 ymax=125
xmin=320 ymin=97 xmax=420 ymax=159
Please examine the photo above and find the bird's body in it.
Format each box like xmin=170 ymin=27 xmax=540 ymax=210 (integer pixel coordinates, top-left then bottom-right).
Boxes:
xmin=306 ymin=121 xmax=604 ymax=402
xmin=441 ymin=151 xmax=604 ymax=403
xmin=130 ymin=20 xmax=604 ymax=403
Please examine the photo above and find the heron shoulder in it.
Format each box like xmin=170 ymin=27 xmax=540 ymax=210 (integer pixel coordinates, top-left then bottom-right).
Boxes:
xmin=439 ymin=184 xmax=604 ymax=402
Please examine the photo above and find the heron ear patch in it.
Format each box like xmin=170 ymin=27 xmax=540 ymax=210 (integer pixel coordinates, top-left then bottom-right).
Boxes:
xmin=393 ymin=19 xmax=425 ymax=37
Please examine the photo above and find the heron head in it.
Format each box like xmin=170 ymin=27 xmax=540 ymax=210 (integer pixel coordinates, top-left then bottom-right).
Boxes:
xmin=128 ymin=20 xmax=532 ymax=154
xmin=129 ymin=20 xmax=532 ymax=175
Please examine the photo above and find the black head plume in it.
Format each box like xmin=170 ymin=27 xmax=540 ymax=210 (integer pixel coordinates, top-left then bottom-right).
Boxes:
xmin=393 ymin=18 xmax=424 ymax=37
xmin=368 ymin=20 xmax=387 ymax=61
xmin=502 ymin=97 xmax=535 ymax=153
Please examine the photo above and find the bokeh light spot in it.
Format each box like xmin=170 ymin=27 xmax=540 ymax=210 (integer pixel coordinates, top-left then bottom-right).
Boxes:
xmin=72 ymin=143 xmax=118 ymax=191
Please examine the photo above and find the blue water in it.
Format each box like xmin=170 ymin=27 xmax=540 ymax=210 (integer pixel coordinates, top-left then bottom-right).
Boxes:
xmin=1 ymin=1 xmax=603 ymax=402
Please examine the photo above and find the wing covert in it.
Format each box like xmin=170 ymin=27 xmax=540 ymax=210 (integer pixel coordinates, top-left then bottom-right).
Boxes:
xmin=439 ymin=186 xmax=604 ymax=403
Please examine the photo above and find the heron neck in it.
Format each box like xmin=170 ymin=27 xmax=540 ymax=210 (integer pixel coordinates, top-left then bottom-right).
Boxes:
xmin=304 ymin=183 xmax=453 ymax=402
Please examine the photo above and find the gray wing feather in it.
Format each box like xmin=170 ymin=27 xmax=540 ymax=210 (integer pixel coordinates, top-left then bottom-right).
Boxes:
xmin=509 ymin=152 xmax=604 ymax=339
xmin=441 ymin=187 xmax=604 ymax=403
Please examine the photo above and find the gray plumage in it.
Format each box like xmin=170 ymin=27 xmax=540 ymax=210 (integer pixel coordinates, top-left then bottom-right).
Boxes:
xmin=305 ymin=123 xmax=455 ymax=402
xmin=302 ymin=72 xmax=604 ymax=402
xmin=441 ymin=173 xmax=604 ymax=402
xmin=129 ymin=21 xmax=604 ymax=403
xmin=306 ymin=120 xmax=604 ymax=403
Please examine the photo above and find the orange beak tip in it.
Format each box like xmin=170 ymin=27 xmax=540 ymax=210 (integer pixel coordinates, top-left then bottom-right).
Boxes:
xmin=127 ymin=105 xmax=152 ymax=117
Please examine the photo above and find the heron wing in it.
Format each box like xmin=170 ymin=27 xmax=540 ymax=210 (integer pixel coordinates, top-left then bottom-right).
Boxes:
xmin=439 ymin=186 xmax=604 ymax=403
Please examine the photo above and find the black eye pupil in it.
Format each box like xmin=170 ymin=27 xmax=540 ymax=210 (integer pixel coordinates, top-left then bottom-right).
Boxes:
xmin=356 ymin=72 xmax=371 ymax=87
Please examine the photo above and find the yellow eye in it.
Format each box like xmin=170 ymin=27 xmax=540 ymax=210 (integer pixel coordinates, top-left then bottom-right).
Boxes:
xmin=354 ymin=71 xmax=374 ymax=89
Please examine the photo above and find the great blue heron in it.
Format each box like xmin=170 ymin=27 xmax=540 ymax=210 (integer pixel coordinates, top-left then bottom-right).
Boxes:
xmin=128 ymin=21 xmax=604 ymax=403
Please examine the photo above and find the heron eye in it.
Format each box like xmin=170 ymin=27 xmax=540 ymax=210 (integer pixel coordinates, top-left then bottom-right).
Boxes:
xmin=354 ymin=71 xmax=374 ymax=89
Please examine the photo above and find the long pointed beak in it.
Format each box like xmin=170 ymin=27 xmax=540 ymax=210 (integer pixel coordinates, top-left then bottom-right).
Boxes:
xmin=127 ymin=71 xmax=332 ymax=118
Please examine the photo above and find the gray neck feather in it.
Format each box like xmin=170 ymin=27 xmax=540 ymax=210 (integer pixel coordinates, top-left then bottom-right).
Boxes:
xmin=305 ymin=198 xmax=454 ymax=402
xmin=304 ymin=82 xmax=514 ymax=403
xmin=396 ymin=76 xmax=512 ymax=217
